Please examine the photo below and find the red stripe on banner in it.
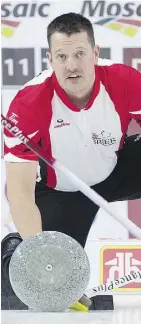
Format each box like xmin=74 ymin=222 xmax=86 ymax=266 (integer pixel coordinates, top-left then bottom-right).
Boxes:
xmin=117 ymin=19 xmax=141 ymax=27
xmin=1 ymin=19 xmax=20 ymax=27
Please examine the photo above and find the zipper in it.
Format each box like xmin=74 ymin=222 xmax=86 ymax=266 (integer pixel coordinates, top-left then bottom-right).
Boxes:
xmin=80 ymin=108 xmax=89 ymax=147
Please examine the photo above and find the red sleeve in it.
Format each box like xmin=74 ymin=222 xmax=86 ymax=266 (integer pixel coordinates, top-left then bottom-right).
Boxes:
xmin=4 ymin=97 xmax=41 ymax=162
xmin=127 ymin=67 xmax=141 ymax=127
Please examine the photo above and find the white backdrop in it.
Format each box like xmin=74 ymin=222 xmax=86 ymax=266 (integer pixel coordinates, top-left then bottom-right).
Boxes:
xmin=1 ymin=0 xmax=141 ymax=240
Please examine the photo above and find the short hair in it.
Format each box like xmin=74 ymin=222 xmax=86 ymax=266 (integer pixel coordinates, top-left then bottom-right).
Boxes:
xmin=47 ymin=12 xmax=95 ymax=48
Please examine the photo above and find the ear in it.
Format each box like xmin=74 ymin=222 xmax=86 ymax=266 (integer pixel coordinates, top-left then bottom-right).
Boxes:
xmin=46 ymin=51 xmax=52 ymax=65
xmin=93 ymin=45 xmax=100 ymax=64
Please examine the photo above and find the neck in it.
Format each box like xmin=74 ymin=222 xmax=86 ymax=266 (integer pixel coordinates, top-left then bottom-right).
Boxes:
xmin=71 ymin=97 xmax=90 ymax=109
xmin=68 ymin=85 xmax=94 ymax=109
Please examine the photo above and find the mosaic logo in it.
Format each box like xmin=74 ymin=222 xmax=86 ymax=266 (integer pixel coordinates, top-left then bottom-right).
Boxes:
xmin=81 ymin=1 xmax=141 ymax=37
xmin=1 ymin=2 xmax=51 ymax=37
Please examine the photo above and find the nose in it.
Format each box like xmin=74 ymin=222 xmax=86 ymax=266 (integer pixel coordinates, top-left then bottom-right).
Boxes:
xmin=66 ymin=57 xmax=77 ymax=71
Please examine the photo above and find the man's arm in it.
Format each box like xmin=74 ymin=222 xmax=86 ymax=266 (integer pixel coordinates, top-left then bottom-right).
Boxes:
xmin=6 ymin=161 xmax=42 ymax=239
xmin=4 ymin=90 xmax=42 ymax=238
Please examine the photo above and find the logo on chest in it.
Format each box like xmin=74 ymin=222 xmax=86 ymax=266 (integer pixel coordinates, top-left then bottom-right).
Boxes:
xmin=54 ymin=118 xmax=70 ymax=128
xmin=92 ymin=131 xmax=116 ymax=146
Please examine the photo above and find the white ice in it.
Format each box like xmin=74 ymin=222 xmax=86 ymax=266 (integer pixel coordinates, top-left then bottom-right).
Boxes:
xmin=2 ymin=308 xmax=141 ymax=324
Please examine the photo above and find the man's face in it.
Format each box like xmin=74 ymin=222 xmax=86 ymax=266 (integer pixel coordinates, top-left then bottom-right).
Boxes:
xmin=48 ymin=31 xmax=99 ymax=98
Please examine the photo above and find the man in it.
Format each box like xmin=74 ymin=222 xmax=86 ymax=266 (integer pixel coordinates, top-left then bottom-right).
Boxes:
xmin=2 ymin=12 xmax=141 ymax=310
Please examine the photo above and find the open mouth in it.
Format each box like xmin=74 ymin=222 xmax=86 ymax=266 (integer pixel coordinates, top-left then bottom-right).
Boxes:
xmin=67 ymin=75 xmax=81 ymax=81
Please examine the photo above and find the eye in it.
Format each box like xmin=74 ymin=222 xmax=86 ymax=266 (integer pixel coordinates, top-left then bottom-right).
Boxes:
xmin=76 ymin=51 xmax=85 ymax=58
xmin=57 ymin=54 xmax=66 ymax=61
